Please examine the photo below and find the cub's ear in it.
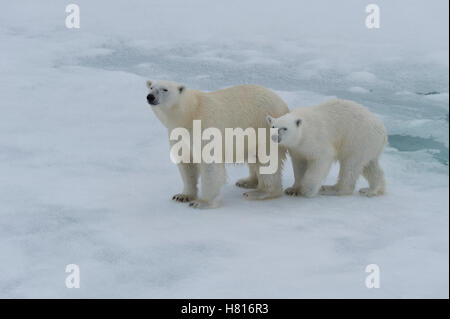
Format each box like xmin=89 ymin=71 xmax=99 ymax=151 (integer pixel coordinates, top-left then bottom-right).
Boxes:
xmin=178 ymin=85 xmax=186 ymax=94
xmin=266 ymin=115 xmax=274 ymax=125
xmin=296 ymin=119 xmax=302 ymax=127
xmin=146 ymin=80 xmax=152 ymax=89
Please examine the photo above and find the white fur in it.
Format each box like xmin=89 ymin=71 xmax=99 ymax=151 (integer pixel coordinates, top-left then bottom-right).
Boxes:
xmin=267 ymin=98 xmax=387 ymax=197
xmin=146 ymin=80 xmax=289 ymax=208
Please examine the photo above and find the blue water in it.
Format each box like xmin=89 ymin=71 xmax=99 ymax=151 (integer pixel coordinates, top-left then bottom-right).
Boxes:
xmin=77 ymin=42 xmax=449 ymax=167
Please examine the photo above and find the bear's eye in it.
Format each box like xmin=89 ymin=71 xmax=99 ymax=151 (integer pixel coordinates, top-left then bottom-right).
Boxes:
xmin=162 ymin=88 xmax=168 ymax=92
xmin=281 ymin=127 xmax=288 ymax=131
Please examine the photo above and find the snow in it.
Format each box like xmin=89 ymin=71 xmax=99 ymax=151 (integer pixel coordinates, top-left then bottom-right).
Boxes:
xmin=348 ymin=86 xmax=370 ymax=94
xmin=0 ymin=0 xmax=448 ymax=298
xmin=345 ymin=72 xmax=378 ymax=83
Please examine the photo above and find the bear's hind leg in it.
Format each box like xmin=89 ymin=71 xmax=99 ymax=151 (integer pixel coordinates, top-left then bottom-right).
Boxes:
xmin=236 ymin=164 xmax=258 ymax=189
xmin=359 ymin=159 xmax=386 ymax=197
xmin=243 ymin=169 xmax=282 ymax=200
xmin=243 ymin=152 xmax=284 ymax=200
xmin=319 ymin=184 xmax=339 ymax=195
xmin=333 ymin=159 xmax=364 ymax=196
xmin=189 ymin=163 xmax=226 ymax=209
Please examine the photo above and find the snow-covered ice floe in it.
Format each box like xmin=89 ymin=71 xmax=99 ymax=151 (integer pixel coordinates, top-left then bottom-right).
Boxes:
xmin=0 ymin=0 xmax=448 ymax=298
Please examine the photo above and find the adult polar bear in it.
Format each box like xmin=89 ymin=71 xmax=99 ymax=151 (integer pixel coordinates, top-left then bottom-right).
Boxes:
xmin=146 ymin=80 xmax=289 ymax=208
xmin=267 ymin=99 xmax=387 ymax=197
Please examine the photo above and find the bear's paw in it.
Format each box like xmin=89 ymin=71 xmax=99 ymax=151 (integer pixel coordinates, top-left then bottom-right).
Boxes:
xmin=172 ymin=193 xmax=196 ymax=203
xmin=284 ymin=187 xmax=301 ymax=197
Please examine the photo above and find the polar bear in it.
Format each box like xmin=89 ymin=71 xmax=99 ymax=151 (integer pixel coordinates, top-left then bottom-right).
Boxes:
xmin=146 ymin=80 xmax=289 ymax=208
xmin=266 ymin=98 xmax=387 ymax=197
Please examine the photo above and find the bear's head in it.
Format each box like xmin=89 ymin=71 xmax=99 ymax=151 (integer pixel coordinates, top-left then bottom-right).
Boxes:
xmin=266 ymin=113 xmax=303 ymax=147
xmin=146 ymin=80 xmax=186 ymax=108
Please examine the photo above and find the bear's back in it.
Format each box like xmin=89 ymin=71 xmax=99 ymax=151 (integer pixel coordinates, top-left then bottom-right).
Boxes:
xmin=195 ymin=84 xmax=289 ymax=130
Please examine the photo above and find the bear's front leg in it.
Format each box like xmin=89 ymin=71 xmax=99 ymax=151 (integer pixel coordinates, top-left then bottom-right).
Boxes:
xmin=284 ymin=155 xmax=307 ymax=196
xmin=173 ymin=163 xmax=198 ymax=203
xmin=300 ymin=157 xmax=333 ymax=197
xmin=189 ymin=163 xmax=226 ymax=209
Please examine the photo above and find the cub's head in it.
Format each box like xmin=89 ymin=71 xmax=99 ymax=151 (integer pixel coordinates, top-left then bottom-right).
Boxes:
xmin=146 ymin=80 xmax=186 ymax=108
xmin=266 ymin=113 xmax=303 ymax=147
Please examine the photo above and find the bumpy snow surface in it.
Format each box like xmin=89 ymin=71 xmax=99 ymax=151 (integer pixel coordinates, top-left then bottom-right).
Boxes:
xmin=0 ymin=0 xmax=448 ymax=298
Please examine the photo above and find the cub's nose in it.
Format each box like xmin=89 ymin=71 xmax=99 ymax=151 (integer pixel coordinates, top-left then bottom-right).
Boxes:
xmin=271 ymin=134 xmax=281 ymax=143
xmin=147 ymin=94 xmax=155 ymax=103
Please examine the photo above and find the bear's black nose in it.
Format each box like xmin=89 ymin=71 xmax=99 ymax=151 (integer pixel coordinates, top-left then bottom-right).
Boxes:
xmin=147 ymin=94 xmax=155 ymax=103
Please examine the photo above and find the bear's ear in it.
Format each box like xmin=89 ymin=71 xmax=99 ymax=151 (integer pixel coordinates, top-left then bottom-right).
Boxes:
xmin=266 ymin=115 xmax=273 ymax=125
xmin=296 ymin=119 xmax=302 ymax=127
xmin=146 ymin=80 xmax=152 ymax=89
xmin=178 ymin=85 xmax=186 ymax=94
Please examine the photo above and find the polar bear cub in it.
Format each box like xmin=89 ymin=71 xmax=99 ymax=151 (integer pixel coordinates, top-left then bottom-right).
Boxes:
xmin=267 ymin=99 xmax=387 ymax=197
xmin=146 ymin=80 xmax=289 ymax=208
